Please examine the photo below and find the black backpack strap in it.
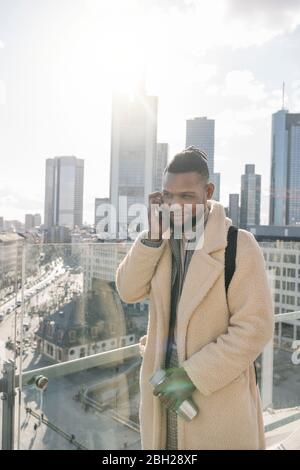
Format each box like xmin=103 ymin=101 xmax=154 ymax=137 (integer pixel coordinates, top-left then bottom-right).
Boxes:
xmin=225 ymin=225 xmax=238 ymax=296
xmin=225 ymin=225 xmax=258 ymax=385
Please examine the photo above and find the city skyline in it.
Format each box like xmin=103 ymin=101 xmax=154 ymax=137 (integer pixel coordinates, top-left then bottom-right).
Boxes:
xmin=1 ymin=1 xmax=300 ymax=224
xmin=1 ymin=1 xmax=300 ymax=453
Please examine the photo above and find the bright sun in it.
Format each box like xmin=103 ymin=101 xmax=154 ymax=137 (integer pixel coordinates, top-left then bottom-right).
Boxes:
xmin=99 ymin=10 xmax=156 ymax=96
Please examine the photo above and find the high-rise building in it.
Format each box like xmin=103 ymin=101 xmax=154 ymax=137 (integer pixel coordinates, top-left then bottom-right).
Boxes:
xmin=211 ymin=173 xmax=220 ymax=201
xmin=25 ymin=214 xmax=35 ymax=231
xmin=240 ymin=164 xmax=261 ymax=228
xmin=269 ymin=109 xmax=300 ymax=226
xmin=185 ymin=116 xmax=220 ymax=200
xmin=228 ymin=193 xmax=240 ymax=227
xmin=34 ymin=214 xmax=42 ymax=227
xmin=95 ymin=197 xmax=110 ymax=230
xmin=0 ymin=232 xmax=24 ymax=289
xmin=110 ymin=83 xmax=158 ymax=235
xmin=153 ymin=143 xmax=168 ymax=192
xmin=25 ymin=213 xmax=42 ymax=231
xmin=186 ymin=117 xmax=215 ymax=175
xmin=0 ymin=217 xmax=3 ymax=232
xmin=44 ymin=225 xmax=71 ymax=243
xmin=44 ymin=156 xmax=84 ymax=229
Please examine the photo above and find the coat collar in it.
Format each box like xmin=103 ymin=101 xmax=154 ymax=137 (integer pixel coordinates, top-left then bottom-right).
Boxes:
xmin=152 ymin=199 xmax=233 ymax=366
xmin=201 ymin=199 xmax=231 ymax=254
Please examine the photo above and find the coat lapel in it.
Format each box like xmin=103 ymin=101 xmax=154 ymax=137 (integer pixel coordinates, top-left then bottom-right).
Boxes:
xmin=177 ymin=249 xmax=224 ymax=332
xmin=177 ymin=201 xmax=231 ymax=355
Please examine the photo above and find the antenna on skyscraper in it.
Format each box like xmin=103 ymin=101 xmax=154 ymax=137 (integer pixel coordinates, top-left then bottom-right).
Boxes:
xmin=282 ymin=81 xmax=285 ymax=109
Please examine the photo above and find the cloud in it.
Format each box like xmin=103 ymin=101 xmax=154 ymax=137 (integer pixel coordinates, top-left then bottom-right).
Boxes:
xmin=215 ymin=109 xmax=254 ymax=141
xmin=147 ymin=56 xmax=218 ymax=96
xmin=223 ymin=71 xmax=267 ymax=102
xmin=0 ymin=80 xmax=6 ymax=105
xmin=145 ymin=0 xmax=300 ymax=53
xmin=0 ymin=40 xmax=5 ymax=105
xmin=223 ymin=0 xmax=300 ymax=47
xmin=213 ymin=70 xmax=283 ymax=143
xmin=221 ymin=70 xmax=283 ymax=112
xmin=0 ymin=187 xmax=42 ymax=219
xmin=291 ymin=79 xmax=300 ymax=110
xmin=189 ymin=63 xmax=218 ymax=84
xmin=226 ymin=0 xmax=300 ymax=28
xmin=0 ymin=194 xmax=18 ymax=206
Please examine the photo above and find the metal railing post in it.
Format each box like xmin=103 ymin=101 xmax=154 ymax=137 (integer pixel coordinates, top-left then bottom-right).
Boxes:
xmin=1 ymin=360 xmax=16 ymax=450
xmin=261 ymin=338 xmax=274 ymax=410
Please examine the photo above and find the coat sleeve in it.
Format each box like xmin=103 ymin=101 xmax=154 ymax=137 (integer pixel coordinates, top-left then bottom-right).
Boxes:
xmin=181 ymin=229 xmax=275 ymax=396
xmin=115 ymin=230 xmax=167 ymax=304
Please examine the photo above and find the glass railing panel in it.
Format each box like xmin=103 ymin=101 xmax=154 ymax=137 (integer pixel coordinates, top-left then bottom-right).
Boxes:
xmin=14 ymin=242 xmax=146 ymax=449
xmin=272 ymin=312 xmax=300 ymax=410
xmin=0 ymin=239 xmax=24 ymax=448
xmin=258 ymin=240 xmax=300 ymax=413
xmin=261 ymin=311 xmax=300 ymax=448
xmin=2 ymin=239 xmax=300 ymax=449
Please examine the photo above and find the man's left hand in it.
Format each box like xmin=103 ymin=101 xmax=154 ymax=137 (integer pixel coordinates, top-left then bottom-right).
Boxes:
xmin=153 ymin=367 xmax=196 ymax=411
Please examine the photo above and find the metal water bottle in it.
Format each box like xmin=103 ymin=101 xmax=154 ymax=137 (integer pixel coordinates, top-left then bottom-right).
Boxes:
xmin=149 ymin=368 xmax=198 ymax=422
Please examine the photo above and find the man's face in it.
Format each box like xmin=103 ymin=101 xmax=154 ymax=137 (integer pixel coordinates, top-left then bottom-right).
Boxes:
xmin=162 ymin=171 xmax=214 ymax=229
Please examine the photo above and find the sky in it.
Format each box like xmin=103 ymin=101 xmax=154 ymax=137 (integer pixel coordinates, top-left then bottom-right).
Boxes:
xmin=0 ymin=0 xmax=300 ymax=225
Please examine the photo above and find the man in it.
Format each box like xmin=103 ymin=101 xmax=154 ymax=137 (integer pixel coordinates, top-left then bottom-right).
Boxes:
xmin=116 ymin=146 xmax=274 ymax=450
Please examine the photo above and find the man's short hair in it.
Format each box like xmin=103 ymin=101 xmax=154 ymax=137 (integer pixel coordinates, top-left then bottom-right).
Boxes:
xmin=164 ymin=146 xmax=209 ymax=181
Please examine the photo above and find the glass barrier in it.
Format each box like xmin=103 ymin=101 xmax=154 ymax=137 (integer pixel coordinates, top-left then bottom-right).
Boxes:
xmin=1 ymin=242 xmax=146 ymax=449
xmin=259 ymin=241 xmax=300 ymax=447
xmin=1 ymin=239 xmax=300 ymax=449
xmin=272 ymin=313 xmax=300 ymax=409
xmin=0 ymin=238 xmax=24 ymax=447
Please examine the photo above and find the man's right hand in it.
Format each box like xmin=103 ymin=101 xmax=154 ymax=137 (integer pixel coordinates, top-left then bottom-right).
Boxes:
xmin=147 ymin=191 xmax=165 ymax=241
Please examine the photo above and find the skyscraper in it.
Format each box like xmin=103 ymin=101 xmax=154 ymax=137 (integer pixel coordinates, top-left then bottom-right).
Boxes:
xmin=269 ymin=109 xmax=300 ymax=226
xmin=110 ymin=83 xmax=158 ymax=234
xmin=44 ymin=156 xmax=84 ymax=229
xmin=185 ymin=116 xmax=220 ymax=200
xmin=25 ymin=214 xmax=35 ymax=231
xmin=34 ymin=214 xmax=42 ymax=227
xmin=25 ymin=213 xmax=41 ymax=231
xmin=153 ymin=143 xmax=168 ymax=191
xmin=211 ymin=172 xmax=220 ymax=201
xmin=240 ymin=164 xmax=261 ymax=228
xmin=228 ymin=193 xmax=240 ymax=227
xmin=186 ymin=117 xmax=215 ymax=175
